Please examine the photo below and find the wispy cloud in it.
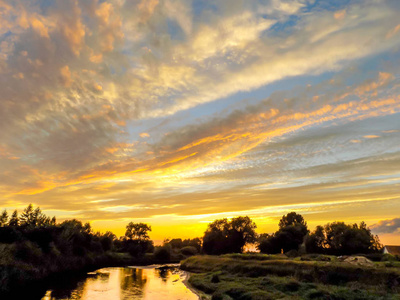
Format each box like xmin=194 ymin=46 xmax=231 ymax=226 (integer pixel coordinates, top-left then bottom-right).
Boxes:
xmin=1 ymin=0 xmax=400 ymax=240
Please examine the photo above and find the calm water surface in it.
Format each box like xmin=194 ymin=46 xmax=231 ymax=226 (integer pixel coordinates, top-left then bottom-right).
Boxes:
xmin=40 ymin=265 xmax=199 ymax=300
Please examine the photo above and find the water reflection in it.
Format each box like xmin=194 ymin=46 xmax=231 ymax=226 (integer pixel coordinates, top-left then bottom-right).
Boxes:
xmin=41 ymin=266 xmax=198 ymax=300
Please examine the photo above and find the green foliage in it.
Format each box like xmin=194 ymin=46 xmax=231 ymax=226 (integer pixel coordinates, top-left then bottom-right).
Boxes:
xmin=203 ymin=216 xmax=257 ymax=254
xmin=154 ymin=245 xmax=171 ymax=261
xmin=258 ymin=212 xmax=309 ymax=254
xmin=0 ymin=209 xmax=8 ymax=227
xmin=279 ymin=212 xmax=307 ymax=229
xmin=8 ymin=210 xmax=19 ymax=227
xmin=182 ymin=255 xmax=400 ymax=300
xmin=305 ymin=221 xmax=382 ymax=255
xmin=305 ymin=225 xmax=325 ymax=254
xmin=180 ymin=245 xmax=198 ymax=256
xmin=165 ymin=237 xmax=202 ymax=252
xmin=0 ymin=204 xmax=158 ymax=296
xmin=257 ymin=212 xmax=381 ymax=256
xmin=124 ymin=222 xmax=151 ymax=241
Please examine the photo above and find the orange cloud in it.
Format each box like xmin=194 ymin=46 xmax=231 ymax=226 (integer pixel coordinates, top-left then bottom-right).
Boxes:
xmin=60 ymin=65 xmax=72 ymax=87
xmin=363 ymin=135 xmax=380 ymax=139
xmin=334 ymin=9 xmax=346 ymax=20
xmin=386 ymin=24 xmax=400 ymax=39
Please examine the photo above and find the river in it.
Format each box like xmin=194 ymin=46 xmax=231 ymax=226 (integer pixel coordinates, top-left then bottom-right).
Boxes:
xmin=40 ymin=265 xmax=199 ymax=300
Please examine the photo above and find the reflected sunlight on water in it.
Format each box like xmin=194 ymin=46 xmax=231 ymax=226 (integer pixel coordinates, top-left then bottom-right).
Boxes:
xmin=41 ymin=266 xmax=198 ymax=300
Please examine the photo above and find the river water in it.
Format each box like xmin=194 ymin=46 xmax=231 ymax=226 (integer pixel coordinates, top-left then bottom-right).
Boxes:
xmin=40 ymin=265 xmax=199 ymax=300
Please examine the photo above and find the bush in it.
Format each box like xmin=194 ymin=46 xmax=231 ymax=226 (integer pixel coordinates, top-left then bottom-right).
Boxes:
xmin=211 ymin=273 xmax=220 ymax=283
xmin=285 ymin=250 xmax=299 ymax=258
xmin=14 ymin=241 xmax=43 ymax=263
xmin=154 ymin=246 xmax=171 ymax=261
xmin=382 ymin=254 xmax=397 ymax=262
xmin=180 ymin=246 xmax=198 ymax=256
xmin=0 ymin=227 xmax=21 ymax=244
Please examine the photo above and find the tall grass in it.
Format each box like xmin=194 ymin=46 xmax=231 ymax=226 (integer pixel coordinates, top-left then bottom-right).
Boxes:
xmin=181 ymin=255 xmax=400 ymax=299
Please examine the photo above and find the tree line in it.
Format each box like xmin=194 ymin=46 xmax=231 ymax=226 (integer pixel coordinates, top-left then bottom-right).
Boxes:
xmin=0 ymin=205 xmax=383 ymax=260
xmin=202 ymin=212 xmax=383 ymax=256
xmin=0 ymin=204 xmax=202 ymax=264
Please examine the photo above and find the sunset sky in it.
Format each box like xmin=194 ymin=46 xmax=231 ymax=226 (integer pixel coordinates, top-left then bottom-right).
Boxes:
xmin=1 ymin=0 xmax=400 ymax=244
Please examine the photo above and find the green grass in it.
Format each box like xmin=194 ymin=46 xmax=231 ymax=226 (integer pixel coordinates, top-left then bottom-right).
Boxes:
xmin=181 ymin=255 xmax=400 ymax=300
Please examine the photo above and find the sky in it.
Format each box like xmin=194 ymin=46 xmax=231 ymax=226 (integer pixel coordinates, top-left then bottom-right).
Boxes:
xmin=1 ymin=0 xmax=400 ymax=244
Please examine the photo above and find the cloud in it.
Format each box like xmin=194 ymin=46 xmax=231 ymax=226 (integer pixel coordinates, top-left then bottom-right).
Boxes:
xmin=140 ymin=133 xmax=150 ymax=138
xmin=0 ymin=0 xmax=400 ymax=239
xmin=371 ymin=218 xmax=400 ymax=234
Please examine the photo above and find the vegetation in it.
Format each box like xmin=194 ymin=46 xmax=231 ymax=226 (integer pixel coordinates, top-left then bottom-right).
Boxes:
xmin=181 ymin=254 xmax=400 ymax=300
xmin=258 ymin=212 xmax=309 ymax=254
xmin=0 ymin=204 xmax=160 ymax=297
xmin=0 ymin=206 xmax=390 ymax=298
xmin=203 ymin=216 xmax=257 ymax=255
xmin=305 ymin=221 xmax=382 ymax=255
xmin=256 ymin=212 xmax=382 ymax=256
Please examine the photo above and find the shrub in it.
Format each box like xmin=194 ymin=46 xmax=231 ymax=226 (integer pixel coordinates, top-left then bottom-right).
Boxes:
xmin=382 ymin=254 xmax=398 ymax=262
xmin=285 ymin=250 xmax=299 ymax=258
xmin=14 ymin=241 xmax=43 ymax=263
xmin=154 ymin=246 xmax=171 ymax=261
xmin=180 ymin=246 xmax=198 ymax=256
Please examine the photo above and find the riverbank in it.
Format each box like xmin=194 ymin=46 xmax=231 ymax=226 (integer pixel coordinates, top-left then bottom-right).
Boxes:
xmin=182 ymin=270 xmax=212 ymax=300
xmin=181 ymin=254 xmax=400 ymax=299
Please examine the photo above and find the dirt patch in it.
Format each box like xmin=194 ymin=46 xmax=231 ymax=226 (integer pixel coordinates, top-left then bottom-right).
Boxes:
xmin=341 ymin=256 xmax=374 ymax=267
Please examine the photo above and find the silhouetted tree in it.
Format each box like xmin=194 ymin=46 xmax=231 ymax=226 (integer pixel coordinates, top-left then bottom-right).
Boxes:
xmin=168 ymin=238 xmax=183 ymax=249
xmin=184 ymin=237 xmax=202 ymax=252
xmin=305 ymin=225 xmax=325 ymax=253
xmin=125 ymin=222 xmax=151 ymax=241
xmin=19 ymin=204 xmax=51 ymax=228
xmin=305 ymin=221 xmax=382 ymax=255
xmin=202 ymin=216 xmax=257 ymax=254
xmin=257 ymin=233 xmax=281 ymax=254
xmin=258 ymin=212 xmax=309 ymax=254
xmin=279 ymin=212 xmax=307 ymax=229
xmin=325 ymin=221 xmax=381 ymax=255
xmin=8 ymin=210 xmax=19 ymax=227
xmin=122 ymin=222 xmax=153 ymax=256
xmin=0 ymin=209 xmax=8 ymax=227
xmin=99 ymin=231 xmax=116 ymax=251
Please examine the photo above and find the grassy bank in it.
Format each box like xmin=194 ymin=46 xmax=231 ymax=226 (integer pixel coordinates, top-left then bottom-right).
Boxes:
xmin=181 ymin=254 xmax=400 ymax=299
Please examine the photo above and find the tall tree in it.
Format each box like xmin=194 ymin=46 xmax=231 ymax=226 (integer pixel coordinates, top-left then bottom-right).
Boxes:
xmin=305 ymin=225 xmax=325 ymax=253
xmin=0 ymin=209 xmax=8 ymax=227
xmin=203 ymin=216 xmax=257 ymax=254
xmin=305 ymin=221 xmax=382 ymax=255
xmin=8 ymin=210 xmax=19 ymax=227
xmin=19 ymin=204 xmax=51 ymax=227
xmin=279 ymin=212 xmax=307 ymax=229
xmin=125 ymin=222 xmax=152 ymax=241
xmin=258 ymin=212 xmax=309 ymax=254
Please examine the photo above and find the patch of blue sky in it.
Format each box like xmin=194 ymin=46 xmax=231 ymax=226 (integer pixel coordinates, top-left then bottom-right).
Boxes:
xmin=264 ymin=0 xmax=353 ymax=36
xmin=192 ymin=0 xmax=219 ymax=18
xmin=37 ymin=0 xmax=54 ymax=12
xmin=336 ymin=52 xmax=400 ymax=87
xmin=1 ymin=30 xmax=13 ymax=39
xmin=266 ymin=14 xmax=301 ymax=36
xmin=303 ymin=0 xmax=352 ymax=13
xmin=167 ymin=19 xmax=186 ymax=41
